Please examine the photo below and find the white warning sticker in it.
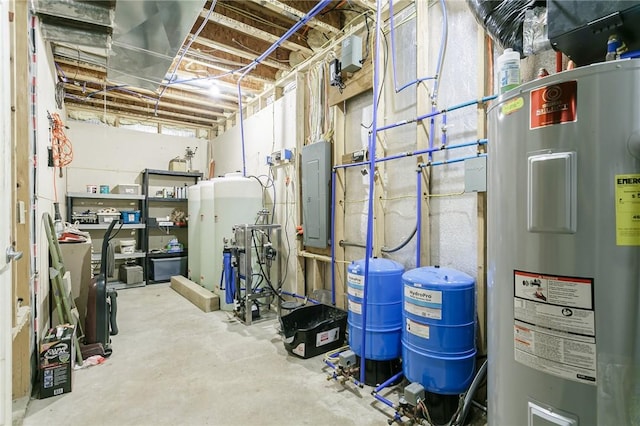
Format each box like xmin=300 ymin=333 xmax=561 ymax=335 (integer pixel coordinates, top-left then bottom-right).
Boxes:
xmin=316 ymin=327 xmax=341 ymax=347
xmin=348 ymin=300 xmax=362 ymax=315
xmin=514 ymin=270 xmax=593 ymax=309
xmin=514 ymin=321 xmax=596 ymax=385
xmin=513 ymin=270 xmax=596 ymax=384
xmin=347 ymin=286 xmax=363 ymax=299
xmin=406 ymin=318 xmax=430 ymax=339
xmin=404 ymin=300 xmax=442 ymax=320
xmin=292 ymin=342 xmax=305 ymax=357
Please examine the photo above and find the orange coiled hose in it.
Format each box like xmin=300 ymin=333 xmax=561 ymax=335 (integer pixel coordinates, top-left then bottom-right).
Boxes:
xmin=51 ymin=112 xmax=73 ymax=169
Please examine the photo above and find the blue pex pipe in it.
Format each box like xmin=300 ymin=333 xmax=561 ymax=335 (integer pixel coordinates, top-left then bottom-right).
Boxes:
xmin=279 ymin=291 xmax=321 ymax=305
xmin=360 ymin=0 xmax=385 ymax=385
xmin=331 ymin=170 xmax=337 ymax=306
xmin=237 ymin=0 xmax=333 ymax=176
xmin=333 ymin=139 xmax=488 ymax=171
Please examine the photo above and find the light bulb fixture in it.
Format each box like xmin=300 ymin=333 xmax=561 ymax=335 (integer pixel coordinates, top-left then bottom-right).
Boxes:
xmin=208 ymin=83 xmax=220 ymax=97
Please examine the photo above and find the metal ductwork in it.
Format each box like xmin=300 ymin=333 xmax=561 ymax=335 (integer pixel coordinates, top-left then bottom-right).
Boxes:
xmin=37 ymin=0 xmax=207 ymax=92
xmin=107 ymin=0 xmax=207 ymax=91
xmin=34 ymin=0 xmax=114 ymax=47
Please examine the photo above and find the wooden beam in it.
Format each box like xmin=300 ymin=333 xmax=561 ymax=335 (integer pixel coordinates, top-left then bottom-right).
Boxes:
xmin=66 ymin=104 xmax=219 ymax=132
xmin=182 ymin=49 xmax=278 ymax=83
xmin=328 ymin=51 xmax=373 ymax=106
xmin=476 ymin=28 xmax=491 ymax=357
xmin=56 ymin=62 xmax=241 ymax=110
xmin=201 ymin=11 xmax=314 ymax=55
xmin=64 ymin=84 xmax=226 ymax=119
xmin=416 ymin=0 xmax=431 ymax=268
xmin=333 ymin=103 xmax=347 ymax=309
xmin=249 ymin=0 xmax=340 ymax=34
xmin=11 ymin=0 xmax=32 ymax=400
xmin=65 ymin=98 xmax=219 ymax=126
xmin=193 ymin=36 xmax=290 ymax=72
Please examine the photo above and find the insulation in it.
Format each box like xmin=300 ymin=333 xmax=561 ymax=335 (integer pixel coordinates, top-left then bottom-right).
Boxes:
xmin=466 ymin=0 xmax=543 ymax=54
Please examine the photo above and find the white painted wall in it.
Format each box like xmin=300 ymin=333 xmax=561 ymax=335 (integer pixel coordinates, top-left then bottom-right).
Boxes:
xmin=210 ymin=1 xmax=561 ymax=301
xmin=212 ymin=91 xmax=300 ymax=294
xmin=65 ymin=122 xmax=208 ymax=193
xmin=34 ymin=21 xmax=67 ymax=334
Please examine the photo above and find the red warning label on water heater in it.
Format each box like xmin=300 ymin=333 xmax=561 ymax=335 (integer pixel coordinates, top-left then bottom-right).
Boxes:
xmin=530 ymin=80 xmax=577 ymax=129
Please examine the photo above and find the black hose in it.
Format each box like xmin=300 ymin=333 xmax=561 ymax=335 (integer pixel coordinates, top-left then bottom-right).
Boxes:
xmin=453 ymin=358 xmax=488 ymax=426
xmin=381 ymin=226 xmax=417 ymax=253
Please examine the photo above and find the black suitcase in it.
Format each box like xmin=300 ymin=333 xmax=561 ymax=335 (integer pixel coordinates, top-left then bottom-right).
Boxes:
xmin=84 ymin=219 xmax=119 ymax=356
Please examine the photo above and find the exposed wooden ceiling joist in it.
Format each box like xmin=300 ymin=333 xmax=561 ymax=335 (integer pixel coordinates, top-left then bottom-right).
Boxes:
xmin=201 ymin=10 xmax=314 ymax=55
xmin=64 ymin=84 xmax=226 ymax=120
xmin=55 ymin=58 xmax=249 ymax=106
xmin=56 ymin=62 xmax=241 ymax=112
xmin=250 ymin=0 xmax=340 ymax=34
xmin=181 ymin=49 xmax=277 ymax=84
xmin=64 ymin=97 xmax=219 ymax=126
xmin=192 ymin=35 xmax=290 ymax=72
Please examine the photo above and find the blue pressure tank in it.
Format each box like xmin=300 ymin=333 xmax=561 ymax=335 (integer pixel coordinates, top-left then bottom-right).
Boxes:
xmin=402 ymin=266 xmax=476 ymax=395
xmin=347 ymin=258 xmax=404 ymax=361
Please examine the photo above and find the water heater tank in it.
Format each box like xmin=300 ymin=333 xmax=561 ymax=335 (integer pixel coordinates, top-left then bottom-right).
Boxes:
xmin=487 ymin=60 xmax=640 ymax=426
xmin=199 ymin=173 xmax=262 ymax=310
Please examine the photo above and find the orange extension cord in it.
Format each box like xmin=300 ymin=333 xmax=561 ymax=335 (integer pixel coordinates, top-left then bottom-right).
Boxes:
xmin=50 ymin=112 xmax=73 ymax=201
xmin=50 ymin=112 xmax=73 ymax=170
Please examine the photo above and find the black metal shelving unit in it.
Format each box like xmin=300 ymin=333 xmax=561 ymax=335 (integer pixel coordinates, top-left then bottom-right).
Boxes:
xmin=141 ymin=169 xmax=202 ymax=283
xmin=66 ymin=192 xmax=146 ymax=289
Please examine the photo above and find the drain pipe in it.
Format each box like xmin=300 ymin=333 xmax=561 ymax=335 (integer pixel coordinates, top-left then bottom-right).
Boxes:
xmin=359 ymin=0 xmax=384 ymax=385
xmin=237 ymin=0 xmax=333 ymax=176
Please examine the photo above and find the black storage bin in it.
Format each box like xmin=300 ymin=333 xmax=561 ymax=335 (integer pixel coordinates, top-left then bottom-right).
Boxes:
xmin=280 ymin=303 xmax=347 ymax=359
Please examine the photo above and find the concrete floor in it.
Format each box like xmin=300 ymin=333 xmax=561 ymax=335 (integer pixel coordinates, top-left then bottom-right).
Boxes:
xmin=20 ymin=283 xmax=487 ymax=426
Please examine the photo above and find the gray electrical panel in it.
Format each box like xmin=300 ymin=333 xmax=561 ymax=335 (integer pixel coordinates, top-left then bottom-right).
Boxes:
xmin=301 ymin=141 xmax=332 ymax=248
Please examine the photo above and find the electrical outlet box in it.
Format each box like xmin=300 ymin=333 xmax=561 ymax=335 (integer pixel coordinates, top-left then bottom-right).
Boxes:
xmin=404 ymin=382 xmax=425 ymax=407
xmin=341 ymin=34 xmax=362 ymax=73
xmin=464 ymin=156 xmax=487 ymax=193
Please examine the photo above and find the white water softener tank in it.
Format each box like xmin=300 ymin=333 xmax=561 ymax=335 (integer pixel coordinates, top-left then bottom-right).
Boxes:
xmin=187 ymin=182 xmax=202 ymax=282
xmin=487 ymin=60 xmax=640 ymax=426
xmin=199 ymin=173 xmax=262 ymax=310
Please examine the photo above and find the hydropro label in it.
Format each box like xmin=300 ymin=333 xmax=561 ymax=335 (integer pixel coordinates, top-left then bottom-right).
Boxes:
xmin=406 ymin=318 xmax=430 ymax=339
xmin=347 ymin=272 xmax=364 ymax=286
xmin=513 ymin=270 xmax=596 ymax=384
xmin=615 ymin=173 xmax=640 ymax=246
xmin=316 ymin=327 xmax=340 ymax=347
xmin=404 ymin=286 xmax=442 ymax=321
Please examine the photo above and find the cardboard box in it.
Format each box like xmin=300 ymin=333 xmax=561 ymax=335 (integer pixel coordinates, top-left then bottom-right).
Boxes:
xmin=40 ymin=324 xmax=75 ymax=399
xmin=112 ymin=184 xmax=141 ymax=195
xmin=120 ymin=264 xmax=144 ymax=284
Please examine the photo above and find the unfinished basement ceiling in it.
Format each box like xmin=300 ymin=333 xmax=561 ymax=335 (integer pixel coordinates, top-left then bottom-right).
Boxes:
xmin=36 ymin=0 xmax=373 ymax=133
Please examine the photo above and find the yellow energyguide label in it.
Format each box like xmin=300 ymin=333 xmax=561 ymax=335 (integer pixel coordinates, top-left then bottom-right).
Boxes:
xmin=502 ymin=97 xmax=524 ymax=116
xmin=615 ymin=174 xmax=640 ymax=246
